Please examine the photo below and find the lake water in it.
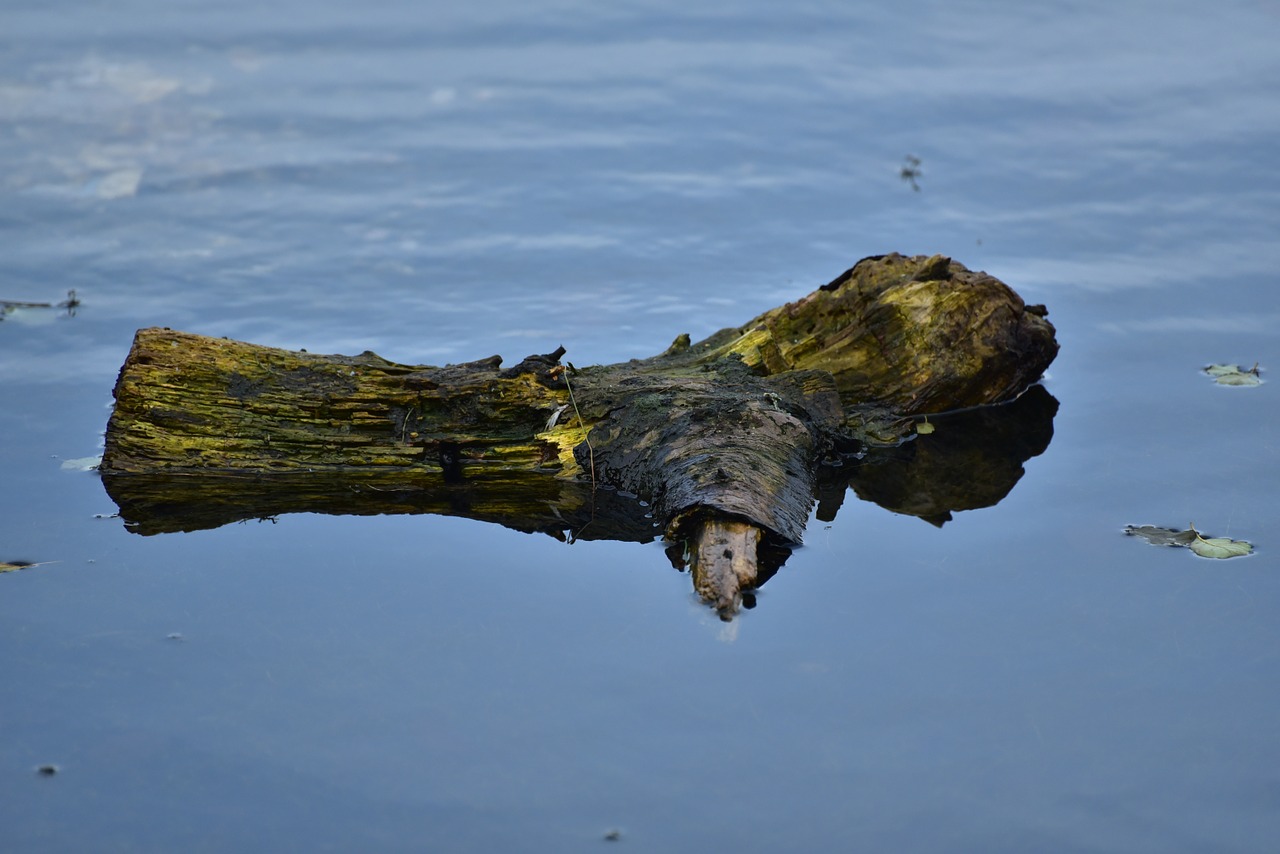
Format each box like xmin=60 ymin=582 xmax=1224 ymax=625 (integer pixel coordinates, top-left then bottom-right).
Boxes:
xmin=3 ymin=1 xmax=1279 ymax=851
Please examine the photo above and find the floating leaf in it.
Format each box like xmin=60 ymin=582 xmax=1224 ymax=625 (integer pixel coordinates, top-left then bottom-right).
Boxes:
xmin=916 ymin=419 xmax=935 ymax=435
xmin=1188 ymin=534 xmax=1253 ymax=559
xmin=1126 ymin=524 xmax=1253 ymax=559
xmin=1215 ymin=372 xmax=1261 ymax=387
xmin=1204 ymin=363 xmax=1262 ymax=386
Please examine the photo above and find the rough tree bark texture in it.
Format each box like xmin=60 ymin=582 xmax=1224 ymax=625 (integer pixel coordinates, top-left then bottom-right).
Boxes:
xmin=101 ymin=253 xmax=1058 ymax=617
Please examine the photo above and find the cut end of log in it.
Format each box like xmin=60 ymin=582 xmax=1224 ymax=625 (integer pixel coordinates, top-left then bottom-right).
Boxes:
xmin=688 ymin=518 xmax=763 ymax=620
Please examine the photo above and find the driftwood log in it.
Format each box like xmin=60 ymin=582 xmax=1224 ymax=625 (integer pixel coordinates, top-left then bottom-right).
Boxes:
xmin=101 ymin=253 xmax=1059 ymax=618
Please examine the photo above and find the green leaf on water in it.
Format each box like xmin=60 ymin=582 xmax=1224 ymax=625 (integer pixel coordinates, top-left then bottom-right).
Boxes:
xmin=1204 ymin=363 xmax=1262 ymax=386
xmin=1215 ymin=372 xmax=1261 ymax=387
xmin=1125 ymin=524 xmax=1253 ymax=559
xmin=1188 ymin=534 xmax=1254 ymax=559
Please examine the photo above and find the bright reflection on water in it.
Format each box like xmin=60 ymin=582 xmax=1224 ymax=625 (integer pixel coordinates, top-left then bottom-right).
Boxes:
xmin=2 ymin=1 xmax=1280 ymax=851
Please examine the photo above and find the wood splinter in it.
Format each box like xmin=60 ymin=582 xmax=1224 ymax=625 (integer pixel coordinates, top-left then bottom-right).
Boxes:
xmin=689 ymin=519 xmax=763 ymax=620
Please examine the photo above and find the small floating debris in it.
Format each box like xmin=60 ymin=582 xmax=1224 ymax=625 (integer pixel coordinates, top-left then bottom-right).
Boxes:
xmin=1 ymin=560 xmax=58 ymax=574
xmin=1 ymin=290 xmax=80 ymax=321
xmin=900 ymin=154 xmax=922 ymax=192
xmin=1204 ymin=363 xmax=1262 ymax=386
xmin=60 ymin=455 xmax=103 ymax=472
xmin=1125 ymin=524 xmax=1253 ymax=559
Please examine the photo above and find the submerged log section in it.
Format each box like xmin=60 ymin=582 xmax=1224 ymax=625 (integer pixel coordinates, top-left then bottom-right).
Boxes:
xmin=102 ymin=254 xmax=1058 ymax=616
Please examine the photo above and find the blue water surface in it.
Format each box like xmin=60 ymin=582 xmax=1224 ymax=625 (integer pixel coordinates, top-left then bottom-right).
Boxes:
xmin=3 ymin=1 xmax=1279 ymax=851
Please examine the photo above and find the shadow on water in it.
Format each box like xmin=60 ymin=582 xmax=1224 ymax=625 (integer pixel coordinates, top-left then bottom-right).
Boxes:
xmin=101 ymin=384 xmax=1057 ymax=612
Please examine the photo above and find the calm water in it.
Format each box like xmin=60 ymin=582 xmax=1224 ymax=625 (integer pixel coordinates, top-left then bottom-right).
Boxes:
xmin=3 ymin=1 xmax=1280 ymax=851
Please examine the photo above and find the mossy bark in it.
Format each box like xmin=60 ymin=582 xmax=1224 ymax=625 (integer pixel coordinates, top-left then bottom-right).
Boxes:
xmin=102 ymin=253 xmax=1058 ymax=617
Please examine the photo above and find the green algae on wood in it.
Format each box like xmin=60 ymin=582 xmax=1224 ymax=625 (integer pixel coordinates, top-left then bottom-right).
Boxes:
xmin=707 ymin=253 xmax=1057 ymax=416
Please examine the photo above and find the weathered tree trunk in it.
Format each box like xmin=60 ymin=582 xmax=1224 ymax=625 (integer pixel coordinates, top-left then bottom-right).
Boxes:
xmin=101 ymin=253 xmax=1058 ymax=618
